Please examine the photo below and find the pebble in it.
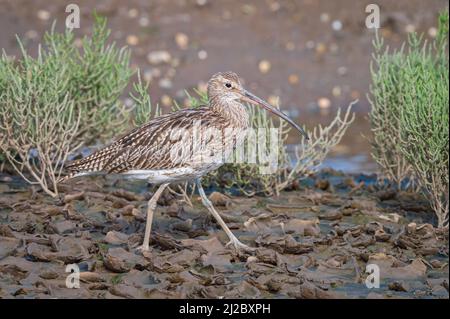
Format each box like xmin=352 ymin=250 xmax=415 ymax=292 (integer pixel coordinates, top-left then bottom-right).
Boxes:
xmin=166 ymin=68 xmax=176 ymax=78
xmin=37 ymin=10 xmax=50 ymax=21
xmin=332 ymin=86 xmax=341 ymax=97
xmin=0 ymin=176 xmax=12 ymax=182
xmin=315 ymin=179 xmax=330 ymax=191
xmin=114 ymin=30 xmax=124 ymax=40
xmin=139 ymin=17 xmax=150 ymax=27
xmin=147 ymin=51 xmax=172 ymax=65
xmin=268 ymin=95 xmax=279 ymax=106
xmin=375 ymin=229 xmax=390 ymax=242
xmin=430 ymin=259 xmax=445 ymax=269
xmin=124 ymin=98 xmax=133 ymax=107
xmin=128 ymin=8 xmax=138 ymax=18
xmin=242 ymin=4 xmax=256 ymax=15
xmin=405 ymin=24 xmax=416 ymax=33
xmin=407 ymin=222 xmax=417 ymax=234
xmin=337 ymin=66 xmax=347 ymax=76
xmin=350 ymin=90 xmax=360 ymax=99
xmin=25 ymin=30 xmax=38 ymax=40
xmin=197 ymin=81 xmax=208 ymax=92
xmin=318 ymin=97 xmax=331 ymax=109
xmin=329 ymin=43 xmax=339 ymax=54
xmin=39 ymin=270 xmax=59 ymax=280
xmin=331 ymin=20 xmax=343 ymax=31
xmin=52 ymin=220 xmax=77 ymax=234
xmin=158 ymin=78 xmax=173 ymax=89
xmin=286 ymin=108 xmax=299 ymax=118
xmin=222 ymin=10 xmax=232 ymax=20
xmin=388 ymin=281 xmax=408 ymax=292
xmin=381 ymin=28 xmax=392 ymax=38
xmin=104 ymin=231 xmax=129 ymax=245
xmin=171 ymin=58 xmax=180 ymax=68
xmin=175 ymin=90 xmax=185 ymax=100
xmin=288 ymin=74 xmax=299 ymax=85
xmin=431 ymin=285 xmax=448 ymax=297
xmin=198 ymin=50 xmax=208 ymax=60
xmin=151 ymin=68 xmax=161 ymax=78
xmin=315 ymin=42 xmax=327 ymax=54
xmin=143 ymin=71 xmax=152 ymax=83
xmin=143 ymin=68 xmax=161 ymax=82
xmin=428 ymin=27 xmax=438 ymax=38
xmin=134 ymin=47 xmax=145 ymax=56
xmin=319 ymin=210 xmax=343 ymax=221
xmin=74 ymin=38 xmax=83 ymax=48
xmin=209 ymin=192 xmax=231 ymax=207
xmin=126 ymin=35 xmax=139 ymax=46
xmin=161 ymin=94 xmax=172 ymax=107
xmin=306 ymin=41 xmax=315 ymax=49
xmin=320 ymin=13 xmax=330 ymax=23
xmin=131 ymin=208 xmax=145 ymax=221
xmin=285 ymin=42 xmax=295 ymax=51
xmin=269 ymin=2 xmax=281 ymax=12
xmin=258 ymin=60 xmax=271 ymax=74
xmin=196 ymin=0 xmax=208 ymax=6
xmin=175 ymin=33 xmax=189 ymax=50
xmin=246 ymin=256 xmax=258 ymax=264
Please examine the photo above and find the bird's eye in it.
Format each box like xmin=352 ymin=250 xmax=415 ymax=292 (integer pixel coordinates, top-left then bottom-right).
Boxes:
xmin=225 ymin=82 xmax=232 ymax=88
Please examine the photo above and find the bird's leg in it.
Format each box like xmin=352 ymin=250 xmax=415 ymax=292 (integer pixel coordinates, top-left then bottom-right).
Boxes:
xmin=140 ymin=182 xmax=170 ymax=252
xmin=195 ymin=179 xmax=254 ymax=253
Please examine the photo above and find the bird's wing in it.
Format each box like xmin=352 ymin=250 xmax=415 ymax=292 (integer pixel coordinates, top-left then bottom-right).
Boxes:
xmin=64 ymin=106 xmax=219 ymax=176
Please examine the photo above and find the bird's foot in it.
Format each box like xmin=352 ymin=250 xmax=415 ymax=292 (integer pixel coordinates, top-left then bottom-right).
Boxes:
xmin=135 ymin=244 xmax=151 ymax=256
xmin=226 ymin=237 xmax=255 ymax=254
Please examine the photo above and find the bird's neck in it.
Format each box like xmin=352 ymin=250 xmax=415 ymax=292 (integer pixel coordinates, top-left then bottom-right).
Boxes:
xmin=211 ymin=97 xmax=249 ymax=128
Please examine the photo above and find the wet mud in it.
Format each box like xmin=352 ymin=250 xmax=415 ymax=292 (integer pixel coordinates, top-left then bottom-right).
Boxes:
xmin=0 ymin=171 xmax=448 ymax=299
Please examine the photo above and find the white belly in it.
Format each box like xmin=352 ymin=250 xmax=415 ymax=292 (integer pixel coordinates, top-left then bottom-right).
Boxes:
xmin=121 ymin=167 xmax=204 ymax=182
xmin=73 ymin=165 xmax=221 ymax=183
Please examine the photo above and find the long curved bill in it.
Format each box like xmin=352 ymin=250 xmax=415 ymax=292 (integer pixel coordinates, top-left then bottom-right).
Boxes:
xmin=242 ymin=90 xmax=309 ymax=140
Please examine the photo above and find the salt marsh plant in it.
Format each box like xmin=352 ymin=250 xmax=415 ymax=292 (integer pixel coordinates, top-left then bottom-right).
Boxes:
xmin=0 ymin=52 xmax=80 ymax=196
xmin=203 ymin=100 xmax=355 ymax=197
xmin=0 ymin=15 xmax=133 ymax=196
xmin=369 ymin=12 xmax=449 ymax=227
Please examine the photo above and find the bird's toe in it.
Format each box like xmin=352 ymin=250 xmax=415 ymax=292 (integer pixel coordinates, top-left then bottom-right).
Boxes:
xmin=226 ymin=238 xmax=255 ymax=254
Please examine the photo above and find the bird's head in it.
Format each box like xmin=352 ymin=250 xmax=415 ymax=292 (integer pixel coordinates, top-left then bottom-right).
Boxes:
xmin=207 ymin=71 xmax=244 ymax=102
xmin=207 ymin=71 xmax=309 ymax=140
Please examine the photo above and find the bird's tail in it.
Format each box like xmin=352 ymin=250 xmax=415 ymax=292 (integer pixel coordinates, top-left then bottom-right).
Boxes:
xmin=58 ymin=146 xmax=118 ymax=183
xmin=57 ymin=171 xmax=83 ymax=184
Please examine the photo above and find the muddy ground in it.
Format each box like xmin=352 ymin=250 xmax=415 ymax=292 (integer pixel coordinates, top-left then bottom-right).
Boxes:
xmin=0 ymin=0 xmax=448 ymax=167
xmin=0 ymin=171 xmax=448 ymax=299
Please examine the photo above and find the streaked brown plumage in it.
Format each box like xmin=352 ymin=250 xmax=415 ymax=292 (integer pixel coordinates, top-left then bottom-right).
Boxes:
xmin=61 ymin=71 xmax=308 ymax=253
xmin=65 ymin=106 xmax=234 ymax=176
xmin=64 ymin=73 xmax=250 ymax=181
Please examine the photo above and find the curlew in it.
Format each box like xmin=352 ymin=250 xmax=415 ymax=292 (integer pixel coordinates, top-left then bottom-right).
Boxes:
xmin=61 ymin=72 xmax=308 ymax=253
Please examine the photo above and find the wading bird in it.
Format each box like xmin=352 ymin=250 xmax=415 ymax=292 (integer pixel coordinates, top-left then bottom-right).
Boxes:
xmin=61 ymin=72 xmax=308 ymax=253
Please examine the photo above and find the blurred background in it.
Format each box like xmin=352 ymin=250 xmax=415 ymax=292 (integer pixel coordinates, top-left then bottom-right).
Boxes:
xmin=0 ymin=0 xmax=447 ymax=173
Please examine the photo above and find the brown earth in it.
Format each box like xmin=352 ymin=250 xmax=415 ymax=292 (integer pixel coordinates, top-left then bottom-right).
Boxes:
xmin=0 ymin=172 xmax=448 ymax=299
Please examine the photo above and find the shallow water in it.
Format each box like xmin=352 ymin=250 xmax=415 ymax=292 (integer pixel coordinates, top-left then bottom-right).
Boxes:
xmin=321 ymin=154 xmax=377 ymax=174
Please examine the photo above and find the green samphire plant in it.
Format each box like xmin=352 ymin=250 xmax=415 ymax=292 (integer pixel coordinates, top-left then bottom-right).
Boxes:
xmin=0 ymin=15 xmax=133 ymax=196
xmin=369 ymin=12 xmax=449 ymax=227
